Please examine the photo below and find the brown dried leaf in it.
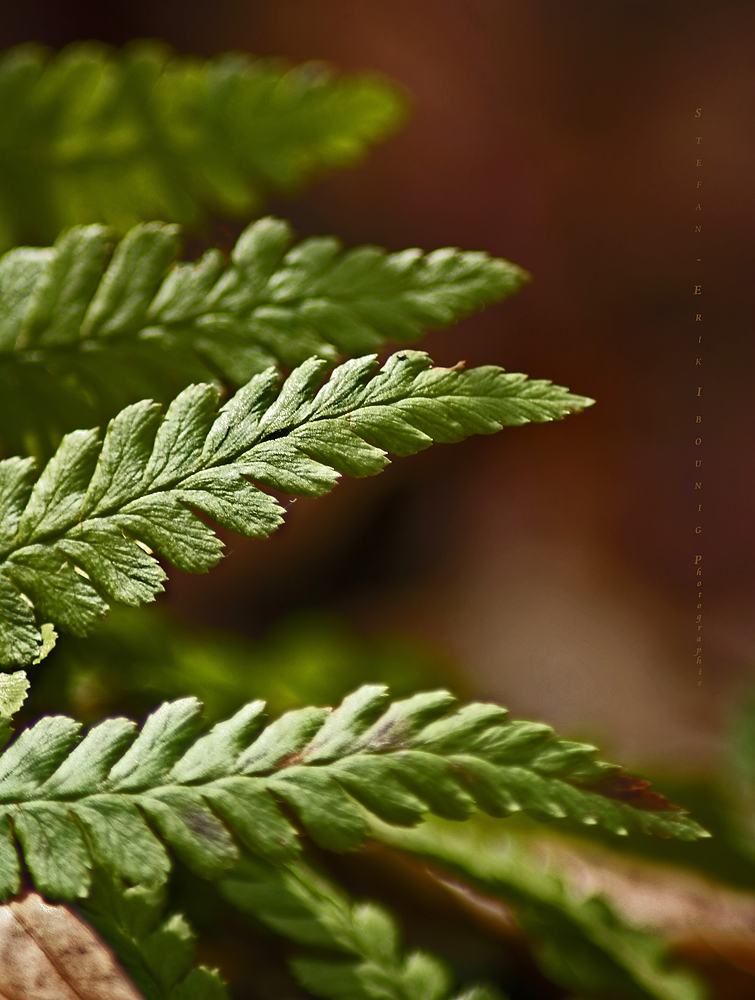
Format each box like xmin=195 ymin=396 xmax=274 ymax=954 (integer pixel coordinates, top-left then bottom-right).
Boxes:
xmin=0 ymin=892 xmax=143 ymax=1000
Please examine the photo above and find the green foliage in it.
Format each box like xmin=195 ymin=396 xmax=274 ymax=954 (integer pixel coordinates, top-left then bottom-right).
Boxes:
xmin=79 ymin=871 xmax=228 ymax=1000
xmin=0 ymin=685 xmax=705 ymax=903
xmin=0 ymin=42 xmax=405 ymax=250
xmin=221 ymin=853 xmax=502 ymax=1000
xmin=34 ymin=604 xmax=450 ymax=723
xmin=375 ymin=817 xmax=705 ymax=1000
xmin=0 ymin=32 xmax=717 ymax=1000
xmin=721 ymin=688 xmax=755 ymax=863
xmin=0 ymin=668 xmax=28 ymax=750
xmin=0 ymin=350 xmax=589 ymax=663
xmin=0 ymin=669 xmax=28 ymax=719
xmin=32 ymin=621 xmax=58 ymax=663
xmin=0 ymin=217 xmax=528 ymax=458
xmin=559 ymin=695 xmax=755 ymax=893
xmin=728 ymin=688 xmax=755 ymax=807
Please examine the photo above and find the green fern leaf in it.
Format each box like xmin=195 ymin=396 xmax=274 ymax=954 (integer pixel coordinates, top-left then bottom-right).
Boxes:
xmin=372 ymin=817 xmax=705 ymax=1000
xmin=0 ymin=350 xmax=587 ymax=661
xmin=0 ymin=41 xmax=405 ymax=250
xmin=0 ymin=686 xmax=706 ymax=902
xmin=0 ymin=218 xmax=528 ymax=458
xmin=78 ymin=871 xmax=229 ymax=1000
xmin=0 ymin=669 xmax=27 ymax=719
xmin=221 ymin=853 xmax=503 ymax=1000
xmin=0 ymin=668 xmax=28 ymax=751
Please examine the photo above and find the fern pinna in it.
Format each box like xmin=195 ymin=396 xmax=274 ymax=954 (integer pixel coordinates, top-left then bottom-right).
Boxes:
xmin=0 ymin=350 xmax=589 ymax=664
xmin=0 ymin=218 xmax=527 ymax=457
xmin=0 ymin=682 xmax=707 ymax=1000
xmin=0 ymin=43 xmax=405 ymax=250
xmin=0 ymin=684 xmax=706 ymax=903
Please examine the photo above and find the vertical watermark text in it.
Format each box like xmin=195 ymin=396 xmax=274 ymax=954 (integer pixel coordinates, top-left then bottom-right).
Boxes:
xmin=692 ymin=107 xmax=704 ymax=685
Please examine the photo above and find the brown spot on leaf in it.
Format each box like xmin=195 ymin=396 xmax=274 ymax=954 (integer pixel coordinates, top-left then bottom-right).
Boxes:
xmin=582 ymin=772 xmax=682 ymax=812
xmin=183 ymin=807 xmax=227 ymax=842
xmin=275 ymin=752 xmax=305 ymax=769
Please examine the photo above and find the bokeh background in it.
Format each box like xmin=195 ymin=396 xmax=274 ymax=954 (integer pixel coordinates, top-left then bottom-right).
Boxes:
xmin=3 ymin=0 xmax=754 ymax=773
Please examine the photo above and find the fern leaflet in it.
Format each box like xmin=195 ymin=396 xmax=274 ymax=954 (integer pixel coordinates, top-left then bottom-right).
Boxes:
xmin=373 ymin=817 xmax=705 ymax=1000
xmin=79 ymin=872 xmax=228 ymax=1000
xmin=0 ymin=668 xmax=28 ymax=752
xmin=221 ymin=853 xmax=501 ymax=1000
xmin=0 ymin=42 xmax=405 ymax=250
xmin=0 ymin=217 xmax=527 ymax=458
xmin=0 ymin=685 xmax=706 ymax=903
xmin=0 ymin=349 xmax=588 ymax=663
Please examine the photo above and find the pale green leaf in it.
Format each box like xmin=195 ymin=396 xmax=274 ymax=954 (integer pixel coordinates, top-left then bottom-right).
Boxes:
xmin=31 ymin=621 xmax=58 ymax=663
xmin=0 ymin=670 xmax=28 ymax=718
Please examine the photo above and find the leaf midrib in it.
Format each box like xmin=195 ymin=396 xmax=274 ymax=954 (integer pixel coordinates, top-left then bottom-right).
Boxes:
xmin=0 ymin=253 xmax=500 ymax=361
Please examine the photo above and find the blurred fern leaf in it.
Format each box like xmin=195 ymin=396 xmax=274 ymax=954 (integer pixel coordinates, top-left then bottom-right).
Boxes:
xmin=79 ymin=871 xmax=229 ymax=1000
xmin=0 ymin=41 xmax=406 ymax=249
xmin=0 ymin=217 xmax=528 ymax=458
xmin=38 ymin=604 xmax=449 ymax=723
xmin=222 ymin=853 xmax=503 ymax=1000
xmin=374 ymin=817 xmax=706 ymax=1000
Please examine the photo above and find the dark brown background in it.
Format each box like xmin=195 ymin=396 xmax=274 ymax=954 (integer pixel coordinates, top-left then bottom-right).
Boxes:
xmin=3 ymin=0 xmax=754 ymax=770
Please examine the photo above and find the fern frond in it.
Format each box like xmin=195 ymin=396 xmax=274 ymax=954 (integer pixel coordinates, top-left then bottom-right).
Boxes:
xmin=0 ymin=218 xmax=528 ymax=458
xmin=373 ymin=817 xmax=705 ymax=1000
xmin=79 ymin=872 xmax=229 ymax=1000
xmin=0 ymin=42 xmax=405 ymax=250
xmin=0 ymin=350 xmax=587 ymax=662
xmin=0 ymin=686 xmax=706 ymax=902
xmin=221 ymin=853 xmax=502 ymax=1000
